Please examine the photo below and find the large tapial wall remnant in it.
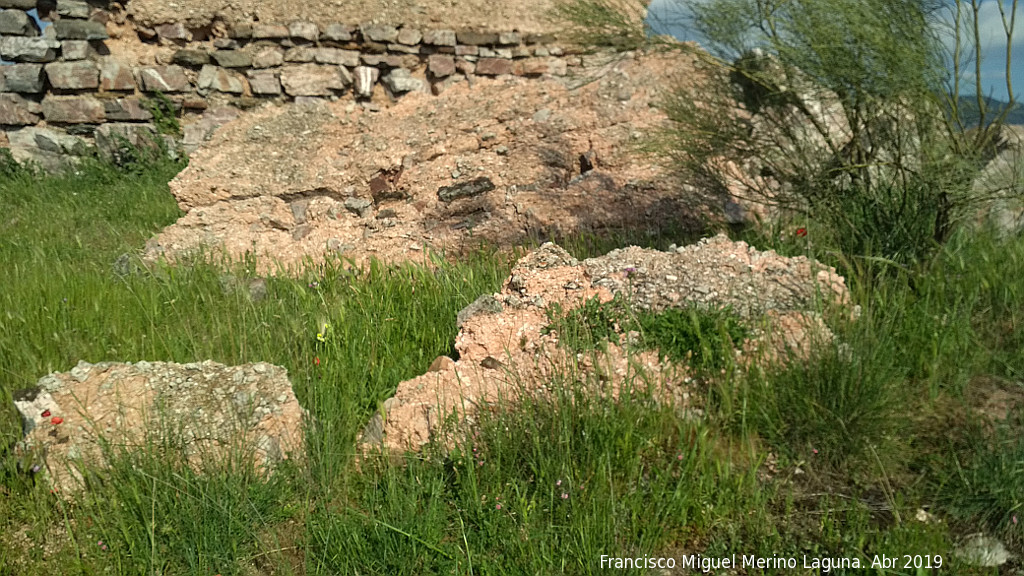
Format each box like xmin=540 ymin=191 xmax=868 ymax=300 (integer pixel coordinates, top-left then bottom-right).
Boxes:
xmin=0 ymin=0 xmax=585 ymax=170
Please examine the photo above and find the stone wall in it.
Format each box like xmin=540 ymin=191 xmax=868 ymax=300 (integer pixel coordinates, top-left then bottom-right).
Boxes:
xmin=0 ymin=0 xmax=580 ymax=170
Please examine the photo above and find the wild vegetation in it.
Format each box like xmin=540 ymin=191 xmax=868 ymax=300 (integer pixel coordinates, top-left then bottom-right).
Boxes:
xmin=0 ymin=0 xmax=1022 ymax=572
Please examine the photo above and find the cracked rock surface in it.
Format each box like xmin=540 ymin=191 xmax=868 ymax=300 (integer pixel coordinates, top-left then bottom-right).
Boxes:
xmin=13 ymin=360 xmax=305 ymax=496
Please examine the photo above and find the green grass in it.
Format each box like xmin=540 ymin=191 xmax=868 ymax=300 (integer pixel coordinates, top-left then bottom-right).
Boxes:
xmin=1 ymin=158 xmax=1022 ymax=574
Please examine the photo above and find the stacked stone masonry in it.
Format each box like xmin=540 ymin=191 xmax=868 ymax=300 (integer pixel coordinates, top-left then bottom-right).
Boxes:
xmin=0 ymin=1 xmax=580 ymax=169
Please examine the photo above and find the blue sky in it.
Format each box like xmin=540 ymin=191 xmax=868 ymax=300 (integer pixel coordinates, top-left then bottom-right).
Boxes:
xmin=646 ymin=0 xmax=1022 ymax=102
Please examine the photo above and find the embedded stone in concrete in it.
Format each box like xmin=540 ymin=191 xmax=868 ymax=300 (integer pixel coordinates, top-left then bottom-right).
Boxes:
xmin=212 ymin=50 xmax=251 ymax=68
xmin=41 ymin=96 xmax=105 ymax=123
xmin=428 ymin=54 xmax=456 ymax=78
xmin=246 ymin=70 xmax=282 ymax=95
xmin=457 ymin=30 xmax=499 ymax=45
xmin=314 ymin=48 xmax=360 ymax=67
xmin=98 ymin=57 xmax=136 ymax=91
xmin=138 ymin=65 xmax=191 ymax=93
xmin=476 ymin=57 xmax=513 ymax=76
xmin=353 ymin=65 xmax=378 ymax=98
xmin=252 ymin=47 xmax=284 ymax=69
xmin=173 ymin=48 xmax=211 ymax=66
xmin=57 ymin=0 xmax=90 ymax=18
xmin=288 ymin=21 xmax=319 ymax=42
xmin=0 ymin=8 xmax=38 ymax=35
xmin=422 ymin=29 xmax=457 ymax=46
xmin=103 ymin=98 xmax=153 ymax=121
xmin=361 ymin=23 xmax=399 ymax=43
xmin=52 ymin=19 xmax=108 ymax=40
xmin=1 ymin=64 xmax=45 ymax=93
xmin=45 ymin=61 xmax=98 ymax=89
xmin=252 ymin=24 xmax=289 ymax=39
xmin=0 ymin=37 xmax=60 ymax=63
xmin=198 ymin=65 xmax=247 ymax=94
xmin=382 ymin=68 xmax=424 ymax=94
xmin=321 ymin=23 xmax=353 ymax=42
xmin=0 ymin=93 xmax=42 ymax=125
xmin=61 ymin=40 xmax=90 ymax=60
xmin=396 ymin=27 xmax=422 ymax=45
xmin=280 ymin=63 xmax=349 ymax=97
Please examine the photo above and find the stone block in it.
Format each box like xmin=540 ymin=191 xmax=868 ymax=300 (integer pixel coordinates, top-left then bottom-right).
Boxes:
xmin=524 ymin=33 xmax=556 ymax=44
xmin=212 ymin=50 xmax=251 ymax=68
xmin=455 ymin=45 xmax=478 ymax=56
xmin=0 ymin=93 xmax=42 ymax=125
xmin=103 ymin=98 xmax=154 ymax=121
xmin=213 ymin=38 xmax=238 ymax=50
xmin=198 ymin=65 xmax=246 ymax=94
xmin=252 ymin=47 xmax=284 ymax=68
xmin=0 ymin=8 xmax=38 ymax=35
xmin=45 ymin=61 xmax=98 ymax=89
xmin=41 ymin=96 xmax=105 ymax=123
xmin=95 ymin=123 xmax=158 ymax=163
xmin=98 ymin=57 xmax=136 ymax=91
xmin=280 ymin=63 xmax=348 ymax=97
xmin=138 ymin=65 xmax=191 ymax=93
xmin=476 ymin=57 xmax=513 ymax=76
xmin=61 ymin=40 xmax=90 ymax=60
xmin=422 ymin=29 xmax=456 ymax=46
xmin=353 ymin=65 xmax=378 ymax=98
xmin=428 ymin=54 xmax=455 ymax=78
xmin=173 ymin=49 xmax=211 ymax=66
xmin=314 ymin=48 xmax=360 ymax=67
xmin=0 ymin=0 xmax=36 ymax=8
xmin=6 ymin=126 xmax=92 ymax=171
xmin=396 ymin=27 xmax=422 ymax=45
xmin=155 ymin=22 xmax=190 ymax=41
xmin=386 ymin=42 xmax=417 ymax=54
xmin=382 ymin=68 xmax=423 ymax=94
xmin=288 ymin=21 xmax=318 ymax=42
xmin=284 ymin=46 xmax=316 ymax=63
xmin=360 ymin=53 xmax=404 ymax=67
xmin=252 ymin=24 xmax=289 ymax=39
xmin=321 ymin=23 xmax=353 ymax=42
xmin=229 ymin=23 xmax=252 ymax=39
xmin=2 ymin=64 xmax=44 ymax=93
xmin=361 ymin=23 xmax=398 ymax=43
xmin=57 ymin=0 xmax=90 ymax=18
xmin=53 ymin=19 xmax=108 ymax=40
xmin=0 ymin=37 xmax=59 ymax=62
xmin=246 ymin=70 xmax=281 ymax=95
xmin=498 ymin=31 xmax=521 ymax=45
xmin=457 ymin=30 xmax=499 ymax=45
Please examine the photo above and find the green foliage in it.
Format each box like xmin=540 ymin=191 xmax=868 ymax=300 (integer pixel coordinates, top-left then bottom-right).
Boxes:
xmin=144 ymin=92 xmax=182 ymax=137
xmin=543 ymin=294 xmax=747 ymax=371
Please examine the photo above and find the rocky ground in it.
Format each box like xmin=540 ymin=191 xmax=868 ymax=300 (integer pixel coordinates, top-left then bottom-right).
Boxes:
xmin=144 ymin=50 xmax=716 ymax=272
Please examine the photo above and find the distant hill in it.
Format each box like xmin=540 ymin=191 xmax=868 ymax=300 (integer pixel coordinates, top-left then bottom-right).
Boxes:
xmin=954 ymin=96 xmax=1024 ymax=126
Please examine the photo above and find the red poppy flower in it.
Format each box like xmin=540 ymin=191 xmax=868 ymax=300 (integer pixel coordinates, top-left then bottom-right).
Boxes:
xmin=796 ymin=228 xmax=807 ymax=237
xmin=314 ymin=357 xmax=321 ymax=366
xmin=41 ymin=410 xmax=51 ymax=418
xmin=51 ymin=417 xmax=64 ymax=425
